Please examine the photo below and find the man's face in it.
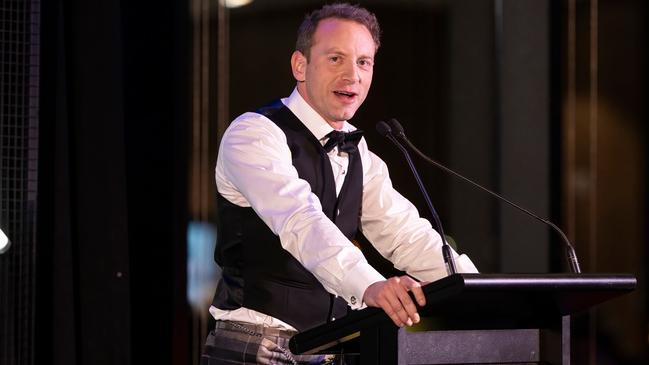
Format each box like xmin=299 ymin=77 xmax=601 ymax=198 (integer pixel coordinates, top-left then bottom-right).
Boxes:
xmin=292 ymin=18 xmax=375 ymax=127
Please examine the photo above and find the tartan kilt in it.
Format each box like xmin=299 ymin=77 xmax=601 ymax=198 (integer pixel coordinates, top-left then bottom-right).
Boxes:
xmin=200 ymin=321 xmax=343 ymax=365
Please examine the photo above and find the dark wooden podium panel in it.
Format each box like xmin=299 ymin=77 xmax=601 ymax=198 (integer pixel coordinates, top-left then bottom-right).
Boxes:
xmin=289 ymin=273 xmax=636 ymax=365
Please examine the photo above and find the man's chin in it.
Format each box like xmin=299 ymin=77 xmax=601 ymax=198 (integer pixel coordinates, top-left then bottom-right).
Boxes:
xmin=334 ymin=110 xmax=358 ymax=122
xmin=331 ymin=116 xmax=352 ymax=124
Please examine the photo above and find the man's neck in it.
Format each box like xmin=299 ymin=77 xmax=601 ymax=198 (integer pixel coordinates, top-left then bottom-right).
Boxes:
xmin=328 ymin=120 xmax=345 ymax=130
xmin=295 ymin=85 xmax=346 ymax=131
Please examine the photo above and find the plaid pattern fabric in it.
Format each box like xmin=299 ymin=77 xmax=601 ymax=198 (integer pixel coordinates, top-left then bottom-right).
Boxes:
xmin=200 ymin=321 xmax=343 ymax=365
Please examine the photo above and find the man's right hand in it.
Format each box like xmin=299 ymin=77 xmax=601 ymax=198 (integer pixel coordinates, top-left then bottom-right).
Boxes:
xmin=362 ymin=276 xmax=426 ymax=327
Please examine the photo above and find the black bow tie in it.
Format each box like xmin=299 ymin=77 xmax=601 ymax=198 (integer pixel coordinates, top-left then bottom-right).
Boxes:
xmin=322 ymin=129 xmax=364 ymax=153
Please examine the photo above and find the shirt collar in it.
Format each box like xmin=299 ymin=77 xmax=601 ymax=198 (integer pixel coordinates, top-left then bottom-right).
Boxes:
xmin=281 ymin=87 xmax=355 ymax=142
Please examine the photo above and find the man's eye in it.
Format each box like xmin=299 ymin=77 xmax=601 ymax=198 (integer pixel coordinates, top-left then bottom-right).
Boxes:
xmin=329 ymin=56 xmax=340 ymax=63
xmin=358 ymin=59 xmax=373 ymax=67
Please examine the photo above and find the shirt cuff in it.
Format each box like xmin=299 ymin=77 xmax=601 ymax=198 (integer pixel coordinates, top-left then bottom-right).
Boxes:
xmin=338 ymin=262 xmax=385 ymax=310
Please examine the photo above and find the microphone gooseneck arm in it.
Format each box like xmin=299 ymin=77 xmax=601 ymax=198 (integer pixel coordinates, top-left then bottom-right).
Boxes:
xmin=376 ymin=121 xmax=457 ymax=275
xmin=387 ymin=118 xmax=581 ymax=274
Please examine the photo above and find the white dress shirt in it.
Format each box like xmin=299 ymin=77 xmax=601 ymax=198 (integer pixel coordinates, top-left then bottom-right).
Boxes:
xmin=211 ymin=88 xmax=478 ymax=330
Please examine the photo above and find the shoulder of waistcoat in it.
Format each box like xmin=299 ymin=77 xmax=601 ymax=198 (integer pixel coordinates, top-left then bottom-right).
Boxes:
xmin=255 ymin=99 xmax=285 ymax=118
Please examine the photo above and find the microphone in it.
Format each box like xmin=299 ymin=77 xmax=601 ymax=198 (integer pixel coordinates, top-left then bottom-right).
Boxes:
xmin=387 ymin=118 xmax=582 ymax=274
xmin=376 ymin=121 xmax=457 ymax=275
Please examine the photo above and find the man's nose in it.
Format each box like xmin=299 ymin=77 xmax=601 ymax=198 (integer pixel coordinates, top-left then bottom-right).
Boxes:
xmin=341 ymin=61 xmax=360 ymax=83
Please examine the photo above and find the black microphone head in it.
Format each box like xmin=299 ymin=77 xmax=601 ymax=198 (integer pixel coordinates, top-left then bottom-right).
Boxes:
xmin=388 ymin=118 xmax=405 ymax=137
xmin=375 ymin=121 xmax=392 ymax=137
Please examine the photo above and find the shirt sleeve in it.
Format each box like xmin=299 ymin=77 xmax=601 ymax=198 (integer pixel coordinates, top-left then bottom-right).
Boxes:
xmin=215 ymin=113 xmax=385 ymax=309
xmin=358 ymin=139 xmax=479 ymax=283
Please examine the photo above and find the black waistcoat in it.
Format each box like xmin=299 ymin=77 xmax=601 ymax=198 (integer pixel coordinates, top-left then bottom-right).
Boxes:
xmin=211 ymin=101 xmax=364 ymax=332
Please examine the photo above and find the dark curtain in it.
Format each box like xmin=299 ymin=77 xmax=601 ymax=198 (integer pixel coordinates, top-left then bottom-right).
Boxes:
xmin=37 ymin=0 xmax=190 ymax=364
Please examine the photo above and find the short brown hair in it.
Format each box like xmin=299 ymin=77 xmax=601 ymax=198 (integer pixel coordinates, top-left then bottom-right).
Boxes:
xmin=295 ymin=3 xmax=381 ymax=59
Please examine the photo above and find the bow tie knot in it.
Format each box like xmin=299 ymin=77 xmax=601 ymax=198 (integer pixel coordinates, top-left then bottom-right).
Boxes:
xmin=322 ymin=129 xmax=364 ymax=153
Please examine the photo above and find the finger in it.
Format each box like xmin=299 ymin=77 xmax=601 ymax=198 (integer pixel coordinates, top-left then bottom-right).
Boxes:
xmin=382 ymin=278 xmax=412 ymax=325
xmin=393 ymin=284 xmax=420 ymax=324
xmin=384 ymin=284 xmax=412 ymax=326
xmin=405 ymin=279 xmax=426 ymax=307
xmin=378 ymin=297 xmax=404 ymax=327
xmin=410 ymin=284 xmax=426 ymax=307
xmin=398 ymin=276 xmax=426 ymax=308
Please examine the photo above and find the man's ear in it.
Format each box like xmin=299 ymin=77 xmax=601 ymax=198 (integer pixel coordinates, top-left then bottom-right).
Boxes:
xmin=291 ymin=50 xmax=307 ymax=82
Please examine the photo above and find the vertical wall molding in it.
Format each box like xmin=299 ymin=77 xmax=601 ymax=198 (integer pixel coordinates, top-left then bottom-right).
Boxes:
xmin=0 ymin=1 xmax=40 ymax=364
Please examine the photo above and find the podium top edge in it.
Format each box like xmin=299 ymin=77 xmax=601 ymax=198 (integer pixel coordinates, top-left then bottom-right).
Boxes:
xmin=436 ymin=273 xmax=637 ymax=291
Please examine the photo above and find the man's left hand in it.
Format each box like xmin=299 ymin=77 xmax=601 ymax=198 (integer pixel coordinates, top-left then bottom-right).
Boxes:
xmin=362 ymin=275 xmax=426 ymax=327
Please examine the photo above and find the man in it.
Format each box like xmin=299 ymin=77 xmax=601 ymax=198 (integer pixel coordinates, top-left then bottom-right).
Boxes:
xmin=201 ymin=3 xmax=478 ymax=364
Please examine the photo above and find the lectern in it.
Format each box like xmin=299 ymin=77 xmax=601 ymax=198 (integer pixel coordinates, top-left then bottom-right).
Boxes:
xmin=289 ymin=273 xmax=636 ymax=365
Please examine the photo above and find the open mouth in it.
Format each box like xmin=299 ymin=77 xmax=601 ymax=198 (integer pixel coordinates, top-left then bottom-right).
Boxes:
xmin=333 ymin=90 xmax=357 ymax=100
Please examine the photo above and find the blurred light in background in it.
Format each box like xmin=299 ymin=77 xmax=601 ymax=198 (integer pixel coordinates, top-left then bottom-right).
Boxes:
xmin=222 ymin=0 xmax=253 ymax=9
xmin=186 ymin=221 xmax=219 ymax=312
xmin=0 ymin=228 xmax=10 ymax=254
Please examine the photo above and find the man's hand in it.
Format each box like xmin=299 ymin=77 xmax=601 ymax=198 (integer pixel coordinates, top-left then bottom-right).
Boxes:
xmin=362 ymin=276 xmax=426 ymax=327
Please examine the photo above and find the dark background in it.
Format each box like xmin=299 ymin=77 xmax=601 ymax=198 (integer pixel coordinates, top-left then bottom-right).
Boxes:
xmin=0 ymin=0 xmax=645 ymax=364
